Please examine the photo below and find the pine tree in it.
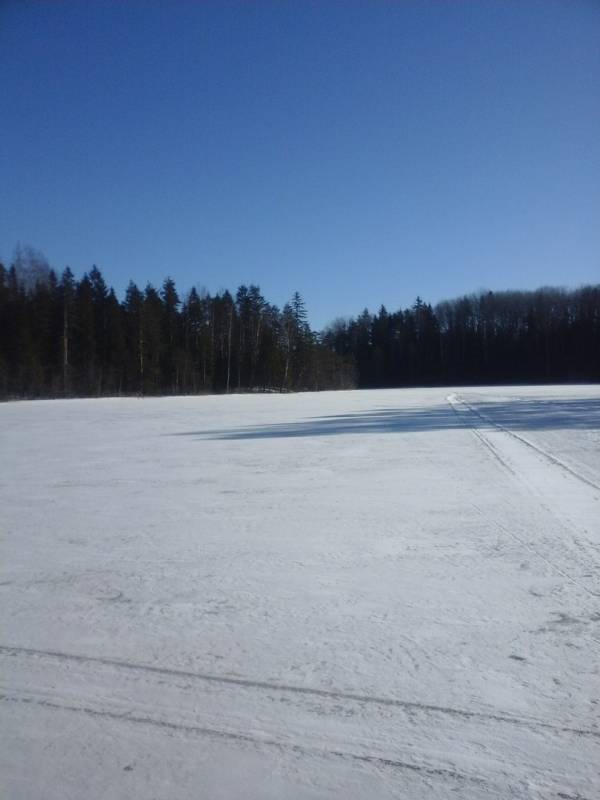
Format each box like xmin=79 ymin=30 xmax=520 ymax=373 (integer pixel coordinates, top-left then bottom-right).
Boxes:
xmin=161 ymin=277 xmax=180 ymax=392
xmin=143 ymin=284 xmax=164 ymax=393
xmin=60 ymin=268 xmax=76 ymax=394
xmin=124 ymin=281 xmax=144 ymax=393
xmin=105 ymin=289 xmax=127 ymax=393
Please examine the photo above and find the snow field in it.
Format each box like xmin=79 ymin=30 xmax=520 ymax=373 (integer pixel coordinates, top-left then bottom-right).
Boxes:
xmin=1 ymin=386 xmax=599 ymax=798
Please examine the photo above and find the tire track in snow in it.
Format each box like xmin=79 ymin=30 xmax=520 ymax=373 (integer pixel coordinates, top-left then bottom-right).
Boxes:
xmin=0 ymin=692 xmax=484 ymax=787
xmin=1 ymin=644 xmax=598 ymax=739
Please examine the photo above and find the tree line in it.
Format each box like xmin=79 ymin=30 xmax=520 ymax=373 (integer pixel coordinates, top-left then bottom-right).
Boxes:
xmin=0 ymin=248 xmax=356 ymax=398
xmin=323 ymin=288 xmax=600 ymax=386
xmin=0 ymin=247 xmax=598 ymax=398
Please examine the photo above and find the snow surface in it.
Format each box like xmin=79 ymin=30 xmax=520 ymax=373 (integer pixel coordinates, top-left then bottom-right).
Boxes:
xmin=1 ymin=386 xmax=599 ymax=799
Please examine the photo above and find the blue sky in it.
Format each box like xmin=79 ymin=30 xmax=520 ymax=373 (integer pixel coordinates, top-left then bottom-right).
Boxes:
xmin=1 ymin=1 xmax=599 ymax=328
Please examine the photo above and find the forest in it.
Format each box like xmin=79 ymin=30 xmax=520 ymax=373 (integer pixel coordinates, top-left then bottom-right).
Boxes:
xmin=0 ymin=247 xmax=598 ymax=398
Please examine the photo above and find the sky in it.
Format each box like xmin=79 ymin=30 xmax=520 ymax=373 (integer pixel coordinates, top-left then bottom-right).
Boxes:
xmin=1 ymin=1 xmax=599 ymax=329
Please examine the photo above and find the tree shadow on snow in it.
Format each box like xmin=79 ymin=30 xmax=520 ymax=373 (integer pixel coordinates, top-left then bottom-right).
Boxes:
xmin=171 ymin=396 xmax=600 ymax=441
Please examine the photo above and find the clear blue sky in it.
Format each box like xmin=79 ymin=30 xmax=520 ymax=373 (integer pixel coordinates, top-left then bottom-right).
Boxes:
xmin=2 ymin=1 xmax=599 ymax=329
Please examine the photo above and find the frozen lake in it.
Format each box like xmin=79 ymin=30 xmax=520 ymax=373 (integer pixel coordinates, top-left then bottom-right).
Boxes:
xmin=1 ymin=386 xmax=599 ymax=799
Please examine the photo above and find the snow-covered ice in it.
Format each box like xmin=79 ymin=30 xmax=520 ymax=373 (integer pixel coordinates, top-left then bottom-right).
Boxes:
xmin=1 ymin=386 xmax=599 ymax=799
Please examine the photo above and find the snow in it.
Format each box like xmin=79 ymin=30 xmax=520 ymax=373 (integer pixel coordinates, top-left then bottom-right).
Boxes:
xmin=1 ymin=386 xmax=599 ymax=799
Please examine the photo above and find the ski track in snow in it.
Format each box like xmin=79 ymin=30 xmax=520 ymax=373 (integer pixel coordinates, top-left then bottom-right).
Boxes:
xmin=1 ymin=386 xmax=599 ymax=799
xmin=447 ymin=394 xmax=600 ymax=604
xmin=447 ymin=393 xmax=600 ymax=491
xmin=2 ymin=644 xmax=597 ymax=737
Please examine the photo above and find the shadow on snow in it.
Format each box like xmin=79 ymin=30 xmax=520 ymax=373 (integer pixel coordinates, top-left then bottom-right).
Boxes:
xmin=171 ymin=396 xmax=600 ymax=441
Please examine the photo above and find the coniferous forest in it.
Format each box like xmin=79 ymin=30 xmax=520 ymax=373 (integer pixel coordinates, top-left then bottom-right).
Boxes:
xmin=0 ymin=248 xmax=598 ymax=399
